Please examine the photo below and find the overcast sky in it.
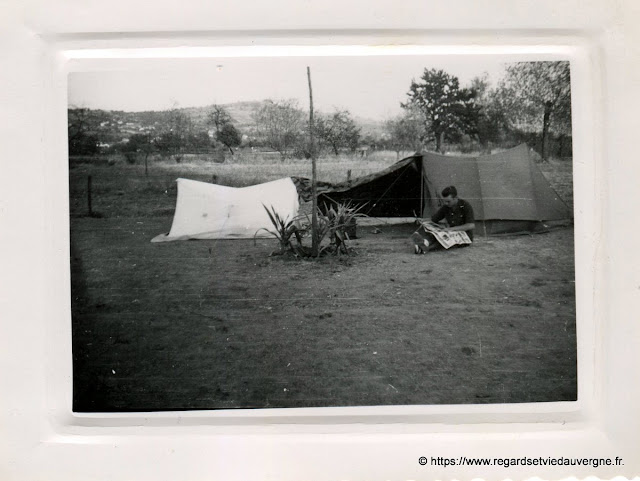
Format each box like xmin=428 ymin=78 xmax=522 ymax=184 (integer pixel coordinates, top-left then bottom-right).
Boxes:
xmin=68 ymin=55 xmax=512 ymax=120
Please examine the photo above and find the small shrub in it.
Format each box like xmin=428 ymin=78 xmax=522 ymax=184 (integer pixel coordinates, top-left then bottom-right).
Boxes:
xmin=211 ymin=150 xmax=226 ymax=164
xmin=124 ymin=152 xmax=138 ymax=164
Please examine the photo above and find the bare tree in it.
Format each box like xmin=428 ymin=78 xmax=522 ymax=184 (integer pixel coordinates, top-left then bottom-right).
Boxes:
xmin=207 ymin=105 xmax=233 ymax=135
xmin=156 ymin=106 xmax=192 ymax=162
xmin=384 ymin=109 xmax=425 ymax=159
xmin=314 ymin=109 xmax=361 ymax=156
xmin=253 ymin=99 xmax=304 ymax=160
xmin=498 ymin=61 xmax=571 ymax=161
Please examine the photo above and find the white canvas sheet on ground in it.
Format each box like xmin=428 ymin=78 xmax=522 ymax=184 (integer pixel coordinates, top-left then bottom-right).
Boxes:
xmin=152 ymin=177 xmax=300 ymax=241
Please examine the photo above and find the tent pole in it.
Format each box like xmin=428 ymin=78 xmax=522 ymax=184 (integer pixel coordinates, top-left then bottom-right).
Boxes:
xmin=307 ymin=67 xmax=318 ymax=257
xmin=420 ymin=156 xmax=424 ymax=218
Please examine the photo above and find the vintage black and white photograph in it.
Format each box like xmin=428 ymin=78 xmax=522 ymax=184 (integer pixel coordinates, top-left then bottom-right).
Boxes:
xmin=68 ymin=55 xmax=576 ymax=412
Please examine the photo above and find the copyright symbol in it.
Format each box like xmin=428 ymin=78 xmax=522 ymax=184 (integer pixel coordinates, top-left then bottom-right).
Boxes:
xmin=419 ymin=457 xmax=428 ymax=465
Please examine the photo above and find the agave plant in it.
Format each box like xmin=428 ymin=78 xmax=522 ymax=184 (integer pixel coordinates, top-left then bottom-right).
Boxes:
xmin=301 ymin=201 xmax=366 ymax=256
xmin=257 ymin=202 xmax=366 ymax=258
xmin=255 ymin=204 xmax=302 ymax=256
xmin=322 ymin=201 xmax=366 ymax=254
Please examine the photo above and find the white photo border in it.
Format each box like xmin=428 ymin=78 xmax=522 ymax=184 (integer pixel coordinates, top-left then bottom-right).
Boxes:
xmin=3 ymin=13 xmax=638 ymax=479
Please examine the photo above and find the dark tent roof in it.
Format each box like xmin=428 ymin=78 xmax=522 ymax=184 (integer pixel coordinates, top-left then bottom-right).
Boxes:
xmin=294 ymin=155 xmax=423 ymax=217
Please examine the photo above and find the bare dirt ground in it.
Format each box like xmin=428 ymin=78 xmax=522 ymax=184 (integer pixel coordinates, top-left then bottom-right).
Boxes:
xmin=71 ymin=216 xmax=576 ymax=411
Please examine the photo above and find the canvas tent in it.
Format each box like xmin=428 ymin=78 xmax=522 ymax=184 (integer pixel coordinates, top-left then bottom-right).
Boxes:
xmin=152 ymin=177 xmax=299 ymax=242
xmin=314 ymin=144 xmax=571 ymax=235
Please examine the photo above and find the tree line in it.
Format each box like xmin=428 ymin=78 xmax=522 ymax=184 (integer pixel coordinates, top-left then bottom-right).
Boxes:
xmin=389 ymin=60 xmax=572 ymax=161
xmin=68 ymin=101 xmax=363 ymax=162
xmin=68 ymin=61 xmax=571 ymax=163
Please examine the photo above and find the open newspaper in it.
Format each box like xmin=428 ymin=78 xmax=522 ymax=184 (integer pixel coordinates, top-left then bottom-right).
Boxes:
xmin=419 ymin=221 xmax=472 ymax=249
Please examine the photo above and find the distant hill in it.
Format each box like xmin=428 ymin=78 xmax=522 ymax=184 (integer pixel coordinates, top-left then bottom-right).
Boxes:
xmin=179 ymin=101 xmax=385 ymax=136
xmin=353 ymin=114 xmax=386 ymax=138
xmin=181 ymin=101 xmax=264 ymax=132
xmin=68 ymin=101 xmax=386 ymax=144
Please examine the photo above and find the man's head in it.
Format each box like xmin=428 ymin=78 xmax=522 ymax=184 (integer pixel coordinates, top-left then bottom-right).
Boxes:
xmin=441 ymin=185 xmax=459 ymax=208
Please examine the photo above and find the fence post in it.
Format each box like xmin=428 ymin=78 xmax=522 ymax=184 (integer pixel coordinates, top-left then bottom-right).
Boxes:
xmin=87 ymin=175 xmax=93 ymax=217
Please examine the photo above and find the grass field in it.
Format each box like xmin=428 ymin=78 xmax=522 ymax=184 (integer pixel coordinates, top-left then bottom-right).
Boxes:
xmin=69 ymin=150 xmax=577 ymax=411
xmin=69 ymin=151 xmax=401 ymax=219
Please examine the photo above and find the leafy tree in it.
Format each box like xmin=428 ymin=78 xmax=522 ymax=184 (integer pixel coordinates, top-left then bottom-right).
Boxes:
xmin=154 ymin=132 xmax=181 ymax=159
xmin=68 ymin=108 xmax=100 ymax=155
xmin=217 ymin=123 xmax=242 ymax=154
xmin=124 ymin=133 xmax=153 ymax=153
xmin=69 ymin=132 xmax=99 ymax=156
xmin=498 ymin=61 xmax=571 ymax=161
xmin=253 ymin=99 xmax=304 ymax=160
xmin=314 ymin=110 xmax=361 ymax=156
xmin=121 ymin=133 xmax=155 ymax=174
xmin=384 ymin=109 xmax=425 ymax=159
xmin=468 ymin=74 xmax=510 ymax=152
xmin=402 ymin=68 xmax=479 ymax=153
xmin=207 ymin=105 xmax=242 ymax=154
xmin=187 ymin=130 xmax=213 ymax=151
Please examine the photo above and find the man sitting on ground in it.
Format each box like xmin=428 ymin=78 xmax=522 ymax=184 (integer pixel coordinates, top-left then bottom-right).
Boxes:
xmin=411 ymin=185 xmax=475 ymax=254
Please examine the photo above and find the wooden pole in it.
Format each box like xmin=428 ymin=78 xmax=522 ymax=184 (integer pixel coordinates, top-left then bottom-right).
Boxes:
xmin=307 ymin=66 xmax=318 ymax=257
